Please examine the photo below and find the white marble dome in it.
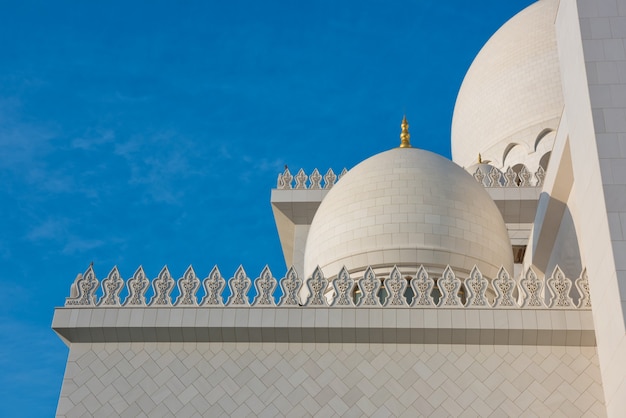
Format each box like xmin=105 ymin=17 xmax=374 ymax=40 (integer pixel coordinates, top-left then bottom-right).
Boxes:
xmin=303 ymin=147 xmax=513 ymax=280
xmin=451 ymin=0 xmax=563 ymax=171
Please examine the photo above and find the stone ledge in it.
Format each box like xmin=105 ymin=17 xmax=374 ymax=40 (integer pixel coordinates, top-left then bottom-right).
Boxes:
xmin=52 ymin=307 xmax=596 ymax=346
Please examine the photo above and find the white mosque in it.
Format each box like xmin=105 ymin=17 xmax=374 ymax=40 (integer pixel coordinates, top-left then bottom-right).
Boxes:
xmin=53 ymin=0 xmax=626 ymax=416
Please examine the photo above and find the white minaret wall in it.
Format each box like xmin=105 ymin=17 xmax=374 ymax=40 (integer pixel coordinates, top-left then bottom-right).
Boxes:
xmin=555 ymin=0 xmax=626 ymax=415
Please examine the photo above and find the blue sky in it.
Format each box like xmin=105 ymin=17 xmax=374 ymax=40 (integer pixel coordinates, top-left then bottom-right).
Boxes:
xmin=0 ymin=0 xmax=534 ymax=415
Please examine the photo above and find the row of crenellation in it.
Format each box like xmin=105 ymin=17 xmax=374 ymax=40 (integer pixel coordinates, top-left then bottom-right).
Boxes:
xmin=65 ymin=264 xmax=591 ymax=310
xmin=276 ymin=168 xmax=348 ymax=190
xmin=473 ymin=164 xmax=546 ymax=188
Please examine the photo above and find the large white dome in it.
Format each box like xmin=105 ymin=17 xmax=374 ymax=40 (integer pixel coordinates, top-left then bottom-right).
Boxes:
xmin=303 ymin=147 xmax=513 ymax=280
xmin=451 ymin=0 xmax=563 ymax=171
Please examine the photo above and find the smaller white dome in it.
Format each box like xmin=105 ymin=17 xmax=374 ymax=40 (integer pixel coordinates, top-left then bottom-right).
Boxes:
xmin=304 ymin=147 xmax=513 ymax=280
xmin=451 ymin=0 xmax=562 ymax=170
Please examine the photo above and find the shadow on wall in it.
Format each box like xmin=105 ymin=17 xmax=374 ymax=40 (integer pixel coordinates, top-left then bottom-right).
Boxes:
xmin=532 ymin=192 xmax=582 ymax=291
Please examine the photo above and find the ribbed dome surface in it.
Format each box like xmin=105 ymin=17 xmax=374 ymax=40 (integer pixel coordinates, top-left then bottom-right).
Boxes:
xmin=303 ymin=148 xmax=513 ymax=279
xmin=451 ymin=0 xmax=563 ymax=170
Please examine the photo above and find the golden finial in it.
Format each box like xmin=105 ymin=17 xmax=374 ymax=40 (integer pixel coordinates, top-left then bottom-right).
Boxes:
xmin=478 ymin=153 xmax=482 ymax=164
xmin=399 ymin=115 xmax=411 ymax=148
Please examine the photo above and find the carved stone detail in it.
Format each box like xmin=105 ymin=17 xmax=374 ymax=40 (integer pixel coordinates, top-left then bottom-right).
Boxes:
xmin=277 ymin=173 xmax=284 ymax=189
xmin=547 ymin=265 xmax=574 ymax=308
xmin=357 ymin=267 xmax=381 ymax=307
xmin=410 ymin=265 xmax=435 ymax=307
xmin=99 ymin=266 xmax=124 ymax=306
xmin=484 ymin=168 xmax=494 ymax=187
xmin=464 ymin=266 xmax=489 ymax=307
xmin=492 ymin=267 xmax=517 ymax=308
xmin=226 ymin=266 xmax=251 ymax=306
xmin=149 ymin=266 xmax=175 ymax=306
xmin=306 ymin=266 xmax=328 ymax=306
xmin=276 ymin=168 xmax=343 ymax=190
xmin=489 ymin=166 xmax=502 ymax=187
xmin=309 ymin=168 xmax=322 ymax=189
xmin=519 ymin=267 xmax=545 ymax=308
xmin=504 ymin=167 xmax=518 ymax=187
xmin=473 ymin=167 xmax=485 ymax=186
xmin=519 ymin=165 xmax=532 ymax=187
xmin=175 ymin=265 xmax=200 ymax=306
xmin=281 ymin=168 xmax=293 ymax=190
xmin=123 ymin=266 xmax=150 ymax=306
xmin=575 ymin=268 xmax=592 ymax=309
xmin=278 ymin=266 xmax=302 ymax=306
xmin=383 ymin=266 xmax=408 ymax=307
xmin=339 ymin=168 xmax=348 ymax=180
xmin=201 ymin=266 xmax=225 ymax=306
xmin=535 ymin=166 xmax=545 ymax=187
xmin=324 ymin=169 xmax=337 ymax=189
xmin=252 ymin=266 xmax=277 ymax=306
xmin=295 ymin=169 xmax=308 ymax=189
xmin=331 ymin=266 xmax=355 ymax=306
xmin=65 ymin=265 xmax=99 ymax=306
xmin=62 ymin=264 xmax=594 ymax=311
xmin=437 ymin=266 xmax=462 ymax=307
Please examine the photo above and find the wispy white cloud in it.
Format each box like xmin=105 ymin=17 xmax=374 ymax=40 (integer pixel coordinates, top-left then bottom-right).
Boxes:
xmin=113 ymin=134 xmax=143 ymax=158
xmin=71 ymin=128 xmax=115 ymax=150
xmin=24 ymin=217 xmax=107 ymax=256
xmin=61 ymin=237 xmax=105 ymax=255
xmin=25 ymin=218 xmax=69 ymax=242
xmin=238 ymin=155 xmax=284 ymax=182
xmin=0 ymin=99 xmax=56 ymax=172
xmin=113 ymin=131 xmax=214 ymax=204
xmin=22 ymin=166 xmax=77 ymax=194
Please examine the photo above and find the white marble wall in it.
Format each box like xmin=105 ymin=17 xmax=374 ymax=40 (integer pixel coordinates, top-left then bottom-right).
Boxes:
xmin=57 ymin=342 xmax=605 ymax=417
xmin=556 ymin=0 xmax=626 ymax=415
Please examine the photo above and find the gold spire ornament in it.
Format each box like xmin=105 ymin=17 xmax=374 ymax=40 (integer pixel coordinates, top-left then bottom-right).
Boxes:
xmin=399 ymin=115 xmax=412 ymax=148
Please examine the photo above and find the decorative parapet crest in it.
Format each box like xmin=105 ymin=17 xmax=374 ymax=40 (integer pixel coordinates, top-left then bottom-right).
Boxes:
xmin=278 ymin=266 xmax=302 ymax=306
xmin=492 ymin=267 xmax=517 ymax=308
xmin=98 ymin=266 xmax=123 ymax=306
xmin=383 ymin=266 xmax=408 ymax=307
xmin=331 ymin=266 xmax=355 ymax=307
xmin=65 ymin=265 xmax=99 ymax=306
xmin=324 ymin=169 xmax=337 ymax=189
xmin=123 ymin=266 xmax=149 ymax=306
xmin=535 ymin=166 xmax=545 ymax=187
xmin=252 ymin=266 xmax=277 ymax=307
xmin=437 ymin=266 xmax=463 ymax=308
xmin=473 ymin=164 xmax=546 ymax=188
xmin=201 ymin=266 xmax=225 ymax=306
xmin=150 ymin=266 xmax=175 ymax=306
xmin=519 ymin=267 xmax=545 ymax=308
xmin=547 ymin=266 xmax=574 ymax=308
xmin=575 ymin=268 xmax=592 ymax=309
xmin=175 ymin=266 xmax=200 ymax=306
xmin=226 ymin=266 xmax=251 ymax=306
xmin=306 ymin=266 xmax=329 ymax=306
xmin=464 ymin=266 xmax=489 ymax=307
xmin=519 ymin=166 xmax=532 ymax=186
xmin=295 ymin=169 xmax=307 ymax=189
xmin=276 ymin=167 xmax=348 ymax=190
xmin=357 ymin=267 xmax=381 ymax=307
xmin=63 ymin=264 xmax=592 ymax=310
xmin=410 ymin=265 xmax=435 ymax=307
xmin=309 ymin=169 xmax=322 ymax=189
